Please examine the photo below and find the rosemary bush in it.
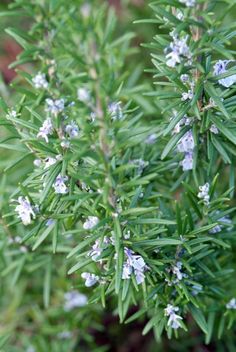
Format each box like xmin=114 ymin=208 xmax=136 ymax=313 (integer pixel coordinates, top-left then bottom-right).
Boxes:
xmin=0 ymin=0 xmax=236 ymax=350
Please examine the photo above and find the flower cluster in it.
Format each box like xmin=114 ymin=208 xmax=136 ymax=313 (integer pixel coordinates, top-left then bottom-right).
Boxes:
xmin=122 ymin=248 xmax=147 ymax=285
xmin=165 ymin=32 xmax=191 ymax=68
xmin=171 ymin=261 xmax=186 ymax=281
xmin=164 ymin=304 xmax=183 ymax=329
xmin=45 ymin=98 xmax=65 ymax=116
xmin=198 ymin=183 xmax=210 ymax=205
xmin=32 ymin=72 xmax=49 ymax=89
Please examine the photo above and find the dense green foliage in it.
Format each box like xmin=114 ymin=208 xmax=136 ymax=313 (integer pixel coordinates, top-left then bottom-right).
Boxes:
xmin=0 ymin=0 xmax=236 ymax=351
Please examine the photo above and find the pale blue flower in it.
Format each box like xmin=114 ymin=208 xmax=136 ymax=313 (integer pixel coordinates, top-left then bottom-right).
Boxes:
xmin=53 ymin=174 xmax=68 ymax=194
xmin=81 ymin=272 xmax=99 ymax=287
xmin=164 ymin=304 xmax=183 ymax=329
xmin=37 ymin=118 xmax=53 ymax=143
xmin=64 ymin=290 xmax=87 ymax=311
xmin=15 ymin=196 xmax=36 ymax=226
xmin=213 ymin=60 xmax=236 ymax=88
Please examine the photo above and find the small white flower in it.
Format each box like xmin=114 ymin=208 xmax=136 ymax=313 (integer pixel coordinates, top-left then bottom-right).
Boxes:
xmin=15 ymin=236 xmax=21 ymax=243
xmin=45 ymin=98 xmax=65 ymax=116
xmin=167 ymin=313 xmax=183 ymax=329
xmin=172 ymin=115 xmax=190 ymax=134
xmin=179 ymin=0 xmax=195 ymax=7
xmin=81 ymin=272 xmax=99 ymax=287
xmin=122 ymin=262 xmax=133 ymax=280
xmin=6 ymin=109 xmax=17 ymax=119
xmin=20 ymin=246 xmax=28 ymax=253
xmin=181 ymin=89 xmax=194 ymax=101
xmin=77 ymin=88 xmax=90 ymax=102
xmin=164 ymin=304 xmax=179 ymax=316
xmin=166 ymin=51 xmax=181 ymax=68
xmin=226 ymin=298 xmax=236 ymax=310
xmin=15 ymin=196 xmax=36 ymax=226
xmin=32 ymin=72 xmax=49 ymax=89
xmin=209 ymin=97 xmax=217 ymax=107
xmin=88 ymin=237 xmax=110 ymax=262
xmin=210 ymin=124 xmax=219 ymax=134
xmin=60 ymin=138 xmax=71 ymax=149
xmin=33 ymin=159 xmax=42 ymax=167
xmin=176 ymin=10 xmax=184 ymax=20
xmin=124 ymin=230 xmax=131 ymax=239
xmin=90 ymin=112 xmax=96 ymax=122
xmin=83 ymin=216 xmax=99 ymax=230
xmin=180 ymin=74 xmax=189 ymax=82
xmin=176 ymin=130 xmax=194 ymax=172
xmin=56 ymin=154 xmax=63 ymax=161
xmin=64 ymin=290 xmax=87 ymax=311
xmin=108 ymin=101 xmax=123 ymax=120
xmin=172 ymin=262 xmax=184 ymax=281
xmin=37 ymin=118 xmax=53 ymax=143
xmin=198 ymin=183 xmax=210 ymax=205
xmin=53 ymin=174 xmax=68 ymax=194
xmin=213 ymin=60 xmax=236 ymax=88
